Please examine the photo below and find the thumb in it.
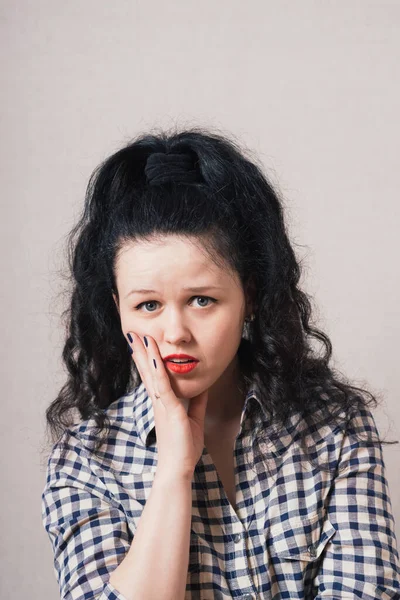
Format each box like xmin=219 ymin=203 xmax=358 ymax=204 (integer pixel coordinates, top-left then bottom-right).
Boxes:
xmin=187 ymin=388 xmax=209 ymax=424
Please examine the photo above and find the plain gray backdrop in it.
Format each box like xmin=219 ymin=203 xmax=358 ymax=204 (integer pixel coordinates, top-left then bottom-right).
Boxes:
xmin=1 ymin=2 xmax=399 ymax=598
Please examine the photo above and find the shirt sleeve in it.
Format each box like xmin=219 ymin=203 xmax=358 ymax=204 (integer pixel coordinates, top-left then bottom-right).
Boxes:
xmin=314 ymin=407 xmax=400 ymax=599
xmin=41 ymin=429 xmax=132 ymax=600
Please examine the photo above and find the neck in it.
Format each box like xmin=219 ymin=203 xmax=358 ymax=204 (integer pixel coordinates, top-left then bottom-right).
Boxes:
xmin=204 ymin=355 xmax=246 ymax=428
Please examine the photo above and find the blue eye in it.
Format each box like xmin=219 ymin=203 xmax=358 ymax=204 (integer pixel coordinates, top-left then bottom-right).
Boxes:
xmin=134 ymin=296 xmax=217 ymax=313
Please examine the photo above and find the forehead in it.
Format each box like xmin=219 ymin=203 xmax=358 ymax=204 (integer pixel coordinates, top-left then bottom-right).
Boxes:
xmin=114 ymin=235 xmax=237 ymax=287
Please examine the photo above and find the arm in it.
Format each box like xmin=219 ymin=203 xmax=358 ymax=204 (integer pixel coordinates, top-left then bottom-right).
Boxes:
xmin=41 ymin=430 xmax=193 ymax=600
xmin=108 ymin=471 xmax=192 ymax=600
xmin=314 ymin=408 xmax=400 ymax=599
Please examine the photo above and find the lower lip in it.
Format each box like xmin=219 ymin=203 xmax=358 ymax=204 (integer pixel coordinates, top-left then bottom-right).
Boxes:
xmin=165 ymin=361 xmax=199 ymax=374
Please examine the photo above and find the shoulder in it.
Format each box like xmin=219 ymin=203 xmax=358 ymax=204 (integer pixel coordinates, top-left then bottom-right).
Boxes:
xmin=46 ymin=383 xmax=150 ymax=477
xmin=273 ymin=394 xmax=383 ymax=471
xmin=295 ymin=385 xmax=381 ymax=446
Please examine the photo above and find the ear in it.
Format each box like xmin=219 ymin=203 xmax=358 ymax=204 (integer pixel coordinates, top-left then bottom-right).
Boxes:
xmin=112 ymin=292 xmax=120 ymax=316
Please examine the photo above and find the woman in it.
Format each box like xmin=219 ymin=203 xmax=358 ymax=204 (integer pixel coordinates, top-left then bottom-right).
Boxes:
xmin=41 ymin=127 xmax=400 ymax=599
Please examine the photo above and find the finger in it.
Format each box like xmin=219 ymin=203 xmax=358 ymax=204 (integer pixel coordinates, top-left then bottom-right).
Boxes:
xmin=142 ymin=335 xmax=161 ymax=401
xmin=126 ymin=332 xmax=155 ymax=400
xmin=143 ymin=335 xmax=180 ymax=411
xmin=143 ymin=334 xmax=169 ymax=406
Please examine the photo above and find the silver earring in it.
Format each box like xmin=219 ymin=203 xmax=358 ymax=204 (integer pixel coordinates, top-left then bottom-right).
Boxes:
xmin=242 ymin=313 xmax=255 ymax=339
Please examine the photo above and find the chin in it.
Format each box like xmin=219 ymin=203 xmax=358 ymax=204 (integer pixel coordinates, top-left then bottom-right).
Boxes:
xmin=170 ymin=372 xmax=218 ymax=397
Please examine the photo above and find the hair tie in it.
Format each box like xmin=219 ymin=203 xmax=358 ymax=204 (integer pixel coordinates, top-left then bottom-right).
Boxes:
xmin=144 ymin=151 xmax=200 ymax=185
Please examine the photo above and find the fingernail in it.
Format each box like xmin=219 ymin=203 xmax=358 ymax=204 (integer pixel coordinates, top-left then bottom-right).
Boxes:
xmin=127 ymin=342 xmax=133 ymax=354
xmin=153 ymin=358 xmax=157 ymax=369
xmin=127 ymin=333 xmax=133 ymax=343
xmin=144 ymin=336 xmax=148 ymax=348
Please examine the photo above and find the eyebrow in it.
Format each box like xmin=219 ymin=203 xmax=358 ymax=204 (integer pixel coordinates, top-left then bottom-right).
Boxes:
xmin=125 ymin=285 xmax=223 ymax=299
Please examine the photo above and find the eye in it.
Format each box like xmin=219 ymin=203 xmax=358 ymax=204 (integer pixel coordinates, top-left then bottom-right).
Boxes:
xmin=134 ymin=296 xmax=218 ymax=313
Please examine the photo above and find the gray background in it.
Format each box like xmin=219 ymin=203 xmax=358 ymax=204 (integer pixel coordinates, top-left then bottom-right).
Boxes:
xmin=1 ymin=2 xmax=399 ymax=598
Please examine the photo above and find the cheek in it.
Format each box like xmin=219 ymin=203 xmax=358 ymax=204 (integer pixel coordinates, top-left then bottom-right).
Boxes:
xmin=118 ymin=310 xmax=136 ymax=337
xmin=117 ymin=309 xmax=243 ymax=348
xmin=205 ymin=317 xmax=243 ymax=355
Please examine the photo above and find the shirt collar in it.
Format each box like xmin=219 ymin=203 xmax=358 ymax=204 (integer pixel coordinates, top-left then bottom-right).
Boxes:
xmin=132 ymin=378 xmax=273 ymax=448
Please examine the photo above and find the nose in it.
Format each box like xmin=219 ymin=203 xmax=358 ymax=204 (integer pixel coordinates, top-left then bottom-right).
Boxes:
xmin=162 ymin=314 xmax=192 ymax=345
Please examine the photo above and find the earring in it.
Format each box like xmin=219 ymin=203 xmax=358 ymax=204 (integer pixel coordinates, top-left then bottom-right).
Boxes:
xmin=245 ymin=313 xmax=255 ymax=323
xmin=242 ymin=312 xmax=255 ymax=339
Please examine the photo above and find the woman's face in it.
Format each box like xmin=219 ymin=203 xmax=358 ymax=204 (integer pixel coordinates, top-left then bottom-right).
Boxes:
xmin=112 ymin=235 xmax=252 ymax=401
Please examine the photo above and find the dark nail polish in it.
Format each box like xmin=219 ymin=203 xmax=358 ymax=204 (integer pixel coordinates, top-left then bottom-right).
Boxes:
xmin=127 ymin=342 xmax=133 ymax=354
xmin=153 ymin=358 xmax=157 ymax=369
xmin=127 ymin=333 xmax=133 ymax=343
xmin=144 ymin=336 xmax=148 ymax=347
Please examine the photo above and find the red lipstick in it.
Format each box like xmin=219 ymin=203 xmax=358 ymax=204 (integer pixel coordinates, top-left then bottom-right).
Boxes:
xmin=163 ymin=353 xmax=199 ymax=374
xmin=163 ymin=353 xmax=198 ymax=362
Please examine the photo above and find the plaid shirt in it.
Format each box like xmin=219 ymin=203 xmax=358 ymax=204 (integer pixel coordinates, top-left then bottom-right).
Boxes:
xmin=42 ymin=381 xmax=400 ymax=599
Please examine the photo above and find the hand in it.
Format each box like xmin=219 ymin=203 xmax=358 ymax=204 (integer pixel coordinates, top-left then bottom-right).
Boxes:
xmin=127 ymin=333 xmax=209 ymax=480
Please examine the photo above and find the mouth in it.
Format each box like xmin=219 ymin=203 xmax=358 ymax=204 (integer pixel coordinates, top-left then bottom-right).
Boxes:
xmin=163 ymin=354 xmax=199 ymax=363
xmin=164 ymin=360 xmax=199 ymax=374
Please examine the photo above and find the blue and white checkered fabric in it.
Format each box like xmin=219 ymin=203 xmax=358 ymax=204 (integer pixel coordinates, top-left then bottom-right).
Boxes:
xmin=41 ymin=381 xmax=400 ymax=599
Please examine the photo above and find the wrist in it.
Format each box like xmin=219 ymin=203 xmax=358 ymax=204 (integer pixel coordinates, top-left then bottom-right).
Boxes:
xmin=155 ymin=467 xmax=194 ymax=486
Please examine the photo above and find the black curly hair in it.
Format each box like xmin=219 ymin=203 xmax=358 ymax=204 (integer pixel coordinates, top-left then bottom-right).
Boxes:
xmin=43 ymin=125 xmax=397 ymax=473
